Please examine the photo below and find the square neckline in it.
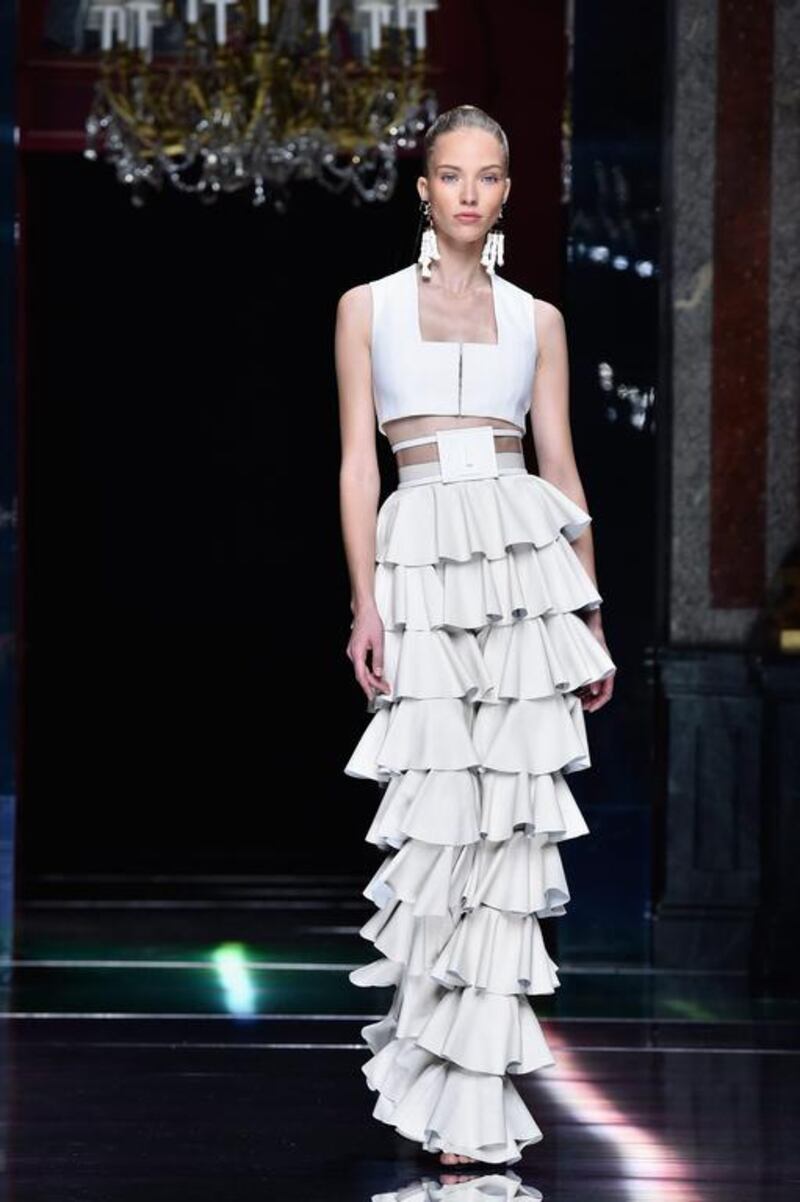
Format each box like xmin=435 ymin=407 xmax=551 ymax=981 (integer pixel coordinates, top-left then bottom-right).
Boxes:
xmin=411 ymin=263 xmax=501 ymax=348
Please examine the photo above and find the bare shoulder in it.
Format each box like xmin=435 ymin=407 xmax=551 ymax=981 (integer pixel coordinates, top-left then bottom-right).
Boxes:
xmin=336 ymin=282 xmax=372 ymax=340
xmin=533 ymin=297 xmax=565 ymax=337
xmin=337 ymin=281 xmax=371 ymax=318
xmin=532 ymin=300 xmax=566 ymax=366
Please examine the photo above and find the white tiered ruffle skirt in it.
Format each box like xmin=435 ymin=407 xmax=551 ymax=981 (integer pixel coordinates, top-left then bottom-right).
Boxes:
xmin=343 ymin=457 xmax=616 ymax=1165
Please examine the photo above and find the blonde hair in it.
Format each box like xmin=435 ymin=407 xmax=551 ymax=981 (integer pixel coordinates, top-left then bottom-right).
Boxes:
xmin=423 ymin=104 xmax=510 ymax=176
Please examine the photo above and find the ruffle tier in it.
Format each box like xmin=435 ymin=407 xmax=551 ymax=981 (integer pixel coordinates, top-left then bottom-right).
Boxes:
xmin=344 ymin=693 xmax=594 ymax=780
xmin=363 ymin=766 xmax=588 ymax=850
xmin=370 ymin=610 xmax=616 ymax=711
xmin=351 ymin=894 xmax=561 ymax=998
xmin=345 ymin=471 xmax=616 ymax=1164
xmin=360 ymin=829 xmax=570 ymax=919
xmin=363 ymin=1032 xmax=544 ymax=1163
xmin=373 ymin=470 xmax=599 ymax=567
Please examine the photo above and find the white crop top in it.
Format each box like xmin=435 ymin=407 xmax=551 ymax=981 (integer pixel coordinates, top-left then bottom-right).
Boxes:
xmin=369 ymin=262 xmax=538 ymax=439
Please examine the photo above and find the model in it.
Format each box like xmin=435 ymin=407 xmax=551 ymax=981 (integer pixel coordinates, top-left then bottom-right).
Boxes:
xmin=335 ymin=104 xmax=616 ymax=1169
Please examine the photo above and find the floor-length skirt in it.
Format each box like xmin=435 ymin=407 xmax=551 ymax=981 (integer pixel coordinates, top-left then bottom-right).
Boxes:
xmin=343 ymin=458 xmax=617 ymax=1164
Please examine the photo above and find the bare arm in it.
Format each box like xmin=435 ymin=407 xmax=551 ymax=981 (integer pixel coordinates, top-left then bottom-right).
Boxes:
xmin=335 ymin=284 xmax=392 ymax=702
xmin=530 ymin=299 xmax=615 ymax=712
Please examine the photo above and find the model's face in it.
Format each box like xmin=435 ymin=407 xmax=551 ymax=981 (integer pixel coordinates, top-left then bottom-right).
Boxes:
xmin=419 ymin=128 xmax=510 ymax=244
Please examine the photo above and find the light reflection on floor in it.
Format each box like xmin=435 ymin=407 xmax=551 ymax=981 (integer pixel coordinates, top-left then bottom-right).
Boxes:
xmin=1 ymin=886 xmax=797 ymax=1200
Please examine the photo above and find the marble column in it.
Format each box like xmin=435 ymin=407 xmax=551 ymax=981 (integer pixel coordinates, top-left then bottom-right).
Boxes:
xmin=655 ymin=0 xmax=800 ymax=970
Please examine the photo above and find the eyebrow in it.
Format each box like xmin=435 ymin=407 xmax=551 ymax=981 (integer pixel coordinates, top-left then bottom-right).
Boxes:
xmin=436 ymin=164 xmax=504 ymax=171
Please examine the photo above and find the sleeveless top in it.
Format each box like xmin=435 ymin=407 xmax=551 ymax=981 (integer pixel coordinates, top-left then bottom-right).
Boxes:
xmin=369 ymin=262 xmax=538 ymax=439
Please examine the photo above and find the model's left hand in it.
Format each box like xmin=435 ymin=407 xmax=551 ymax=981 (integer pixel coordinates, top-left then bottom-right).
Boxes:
xmin=574 ymin=609 xmax=616 ymax=712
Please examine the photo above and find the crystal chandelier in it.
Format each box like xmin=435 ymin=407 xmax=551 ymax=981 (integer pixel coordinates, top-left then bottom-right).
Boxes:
xmin=82 ymin=0 xmax=440 ymax=209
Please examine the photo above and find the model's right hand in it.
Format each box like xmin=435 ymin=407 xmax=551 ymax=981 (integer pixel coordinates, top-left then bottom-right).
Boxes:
xmin=347 ymin=603 xmax=393 ymax=702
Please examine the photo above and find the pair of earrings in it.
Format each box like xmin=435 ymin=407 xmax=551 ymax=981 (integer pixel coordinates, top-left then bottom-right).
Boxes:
xmin=417 ymin=199 xmax=506 ymax=278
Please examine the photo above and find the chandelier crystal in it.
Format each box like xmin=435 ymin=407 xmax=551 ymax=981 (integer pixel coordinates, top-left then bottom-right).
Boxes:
xmin=81 ymin=0 xmax=440 ymax=209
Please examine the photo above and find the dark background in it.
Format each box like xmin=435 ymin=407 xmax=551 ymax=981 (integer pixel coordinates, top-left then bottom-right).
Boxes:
xmin=17 ymin=0 xmax=664 ymax=964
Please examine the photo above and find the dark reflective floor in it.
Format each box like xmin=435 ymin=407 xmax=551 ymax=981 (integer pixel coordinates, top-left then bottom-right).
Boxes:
xmin=2 ymin=874 xmax=799 ymax=1200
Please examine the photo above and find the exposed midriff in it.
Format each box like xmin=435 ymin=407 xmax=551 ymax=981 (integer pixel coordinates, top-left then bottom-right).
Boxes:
xmin=384 ymin=414 xmax=525 ymax=466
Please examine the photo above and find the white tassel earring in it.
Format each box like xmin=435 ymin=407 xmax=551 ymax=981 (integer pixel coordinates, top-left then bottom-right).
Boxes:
xmin=481 ymin=203 xmax=506 ymax=275
xmin=418 ymin=200 xmax=440 ymax=279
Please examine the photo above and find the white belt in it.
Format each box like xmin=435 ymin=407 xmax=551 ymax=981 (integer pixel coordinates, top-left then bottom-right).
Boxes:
xmin=390 ymin=425 xmax=524 ymax=452
xmin=392 ymin=425 xmax=524 ymax=486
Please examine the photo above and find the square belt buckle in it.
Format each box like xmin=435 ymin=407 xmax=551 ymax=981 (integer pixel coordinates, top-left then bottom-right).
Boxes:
xmin=435 ymin=426 xmax=499 ymax=483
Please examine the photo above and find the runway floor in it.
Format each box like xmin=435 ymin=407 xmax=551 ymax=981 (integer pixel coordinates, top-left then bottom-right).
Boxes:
xmin=2 ymin=873 xmax=798 ymax=1201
